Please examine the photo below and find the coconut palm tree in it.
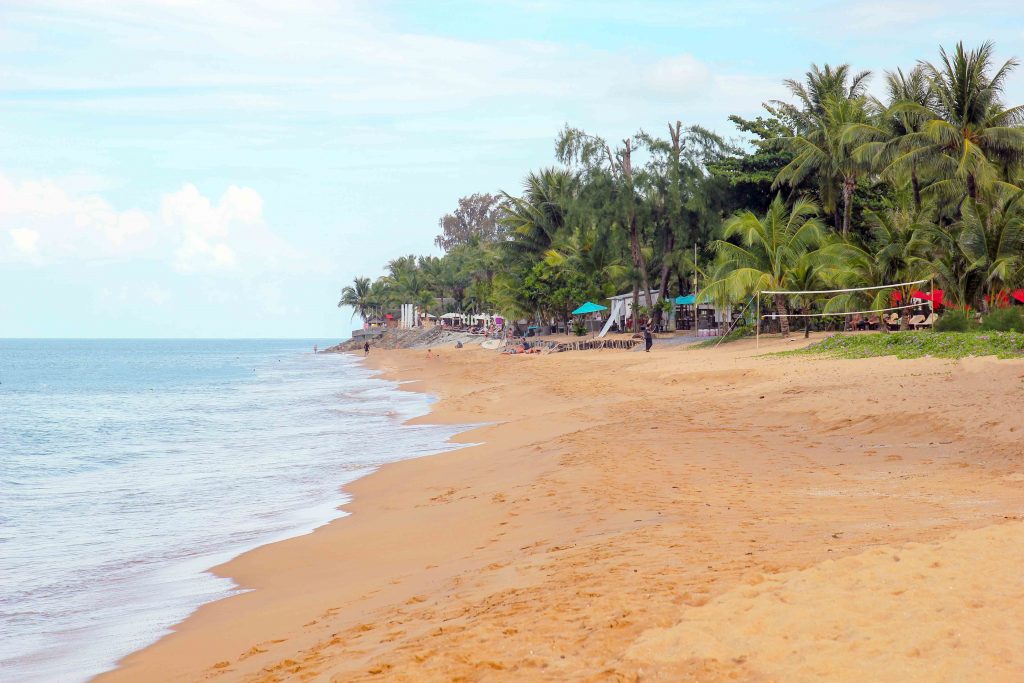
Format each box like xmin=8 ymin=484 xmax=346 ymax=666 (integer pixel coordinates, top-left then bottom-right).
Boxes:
xmin=955 ymin=186 xmax=1024 ymax=304
xmin=775 ymin=63 xmax=873 ymax=127
xmin=904 ymin=42 xmax=1024 ymax=205
xmin=500 ymin=168 xmax=573 ymax=257
xmin=825 ymin=207 xmax=931 ymax=329
xmin=337 ymin=276 xmax=373 ymax=322
xmin=543 ymin=223 xmax=629 ymax=301
xmin=703 ymin=195 xmax=828 ymax=336
xmin=775 ymin=94 xmax=876 ymax=235
xmin=844 ymin=66 xmax=938 ymax=211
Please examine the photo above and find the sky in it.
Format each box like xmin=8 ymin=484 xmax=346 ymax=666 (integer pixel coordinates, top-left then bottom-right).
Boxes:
xmin=1 ymin=0 xmax=1022 ymax=338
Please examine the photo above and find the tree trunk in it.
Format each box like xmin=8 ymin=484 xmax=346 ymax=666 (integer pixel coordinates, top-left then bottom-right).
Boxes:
xmin=774 ymin=294 xmax=790 ymax=336
xmin=899 ymin=311 xmax=910 ymax=331
xmin=631 ymin=284 xmax=640 ymax=333
xmin=630 ymin=215 xmax=655 ymax=322
xmin=653 ymin=230 xmax=675 ymax=331
xmin=803 ymin=306 xmax=810 ymax=338
xmin=911 ymin=164 xmax=921 ymax=212
xmin=620 ymin=138 xmax=655 ymax=328
xmin=841 ymin=176 xmax=855 ymax=236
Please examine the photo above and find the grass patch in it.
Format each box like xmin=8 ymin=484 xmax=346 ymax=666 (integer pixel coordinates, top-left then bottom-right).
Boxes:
xmin=790 ymin=331 xmax=1024 ymax=359
xmin=691 ymin=324 xmax=754 ymax=348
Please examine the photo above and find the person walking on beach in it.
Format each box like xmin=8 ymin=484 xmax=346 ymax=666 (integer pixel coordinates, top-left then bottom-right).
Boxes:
xmin=643 ymin=326 xmax=653 ymax=352
xmin=313 ymin=344 xmax=317 ymax=354
xmin=363 ymin=341 xmax=370 ymax=356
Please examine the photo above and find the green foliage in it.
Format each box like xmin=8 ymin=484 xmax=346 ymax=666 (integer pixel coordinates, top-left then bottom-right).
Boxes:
xmin=338 ymin=42 xmax=1024 ymax=332
xmin=792 ymin=331 xmax=1024 ymax=358
xmin=934 ymin=310 xmax=975 ymax=332
xmin=572 ymin=322 xmax=587 ymax=336
xmin=980 ymin=307 xmax=1024 ymax=331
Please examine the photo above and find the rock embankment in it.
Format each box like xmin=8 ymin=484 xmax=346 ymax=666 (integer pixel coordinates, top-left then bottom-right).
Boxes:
xmin=321 ymin=327 xmax=488 ymax=353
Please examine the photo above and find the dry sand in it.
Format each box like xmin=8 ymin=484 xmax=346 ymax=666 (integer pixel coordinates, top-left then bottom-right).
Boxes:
xmin=98 ymin=335 xmax=1024 ymax=682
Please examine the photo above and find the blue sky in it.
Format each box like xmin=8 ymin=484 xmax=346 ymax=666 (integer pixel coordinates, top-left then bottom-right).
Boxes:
xmin=1 ymin=0 xmax=1021 ymax=338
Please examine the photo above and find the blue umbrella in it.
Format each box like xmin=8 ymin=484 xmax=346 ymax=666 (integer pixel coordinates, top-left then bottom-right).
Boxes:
xmin=572 ymin=301 xmax=608 ymax=315
xmin=674 ymin=294 xmax=696 ymax=305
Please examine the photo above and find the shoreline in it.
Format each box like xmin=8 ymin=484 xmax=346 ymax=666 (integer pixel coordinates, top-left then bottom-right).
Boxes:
xmin=98 ymin=338 xmax=1024 ymax=681
xmin=95 ymin=346 xmax=495 ymax=682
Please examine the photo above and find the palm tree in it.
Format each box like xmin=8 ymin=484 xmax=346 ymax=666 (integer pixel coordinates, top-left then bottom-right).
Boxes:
xmin=844 ymin=66 xmax=938 ymax=211
xmin=500 ymin=168 xmax=573 ymax=257
xmin=906 ymin=42 xmax=1024 ymax=205
xmin=337 ymin=276 xmax=373 ymax=322
xmin=770 ymin=62 xmax=875 ymax=235
xmin=543 ymin=223 xmax=629 ymax=301
xmin=775 ymin=94 xmax=875 ymax=235
xmin=825 ymin=207 xmax=930 ymax=330
xmin=775 ymin=63 xmax=873 ymax=126
xmin=703 ymin=195 xmax=828 ymax=336
xmin=955 ymin=186 xmax=1024 ymax=305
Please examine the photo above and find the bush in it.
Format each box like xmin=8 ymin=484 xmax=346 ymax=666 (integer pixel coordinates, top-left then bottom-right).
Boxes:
xmin=980 ymin=307 xmax=1024 ymax=332
xmin=934 ymin=310 xmax=974 ymax=332
xmin=792 ymin=330 xmax=1024 ymax=359
xmin=572 ymin=322 xmax=587 ymax=336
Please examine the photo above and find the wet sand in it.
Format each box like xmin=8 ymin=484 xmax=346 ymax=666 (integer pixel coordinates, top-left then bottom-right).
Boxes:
xmin=98 ymin=335 xmax=1024 ymax=681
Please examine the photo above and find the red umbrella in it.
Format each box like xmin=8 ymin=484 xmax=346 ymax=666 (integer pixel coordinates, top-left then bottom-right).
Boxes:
xmin=890 ymin=290 xmax=903 ymax=303
xmin=931 ymin=289 xmax=945 ymax=307
xmin=1013 ymin=289 xmax=1024 ymax=304
xmin=984 ymin=291 xmax=1010 ymax=307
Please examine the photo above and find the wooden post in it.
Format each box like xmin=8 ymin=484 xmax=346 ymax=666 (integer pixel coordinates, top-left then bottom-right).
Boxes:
xmin=756 ymin=292 xmax=760 ymax=349
xmin=930 ymin=278 xmax=935 ymax=325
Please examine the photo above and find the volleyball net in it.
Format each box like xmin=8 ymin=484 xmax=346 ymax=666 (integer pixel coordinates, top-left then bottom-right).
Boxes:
xmin=755 ymin=278 xmax=934 ymax=346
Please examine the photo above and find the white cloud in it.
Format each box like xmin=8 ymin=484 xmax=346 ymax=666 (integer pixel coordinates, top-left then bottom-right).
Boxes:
xmin=160 ymin=182 xmax=306 ymax=273
xmin=0 ymin=172 xmax=312 ymax=275
xmin=9 ymin=227 xmax=40 ymax=254
xmin=0 ymin=174 xmax=154 ymax=263
xmin=641 ymin=55 xmax=713 ymax=98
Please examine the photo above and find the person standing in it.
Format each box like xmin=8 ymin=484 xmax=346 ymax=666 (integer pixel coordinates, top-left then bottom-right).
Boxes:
xmin=643 ymin=326 xmax=653 ymax=352
xmin=363 ymin=341 xmax=370 ymax=356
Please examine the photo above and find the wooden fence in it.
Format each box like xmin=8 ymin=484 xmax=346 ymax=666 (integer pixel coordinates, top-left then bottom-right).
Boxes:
xmin=552 ymin=338 xmax=641 ymax=352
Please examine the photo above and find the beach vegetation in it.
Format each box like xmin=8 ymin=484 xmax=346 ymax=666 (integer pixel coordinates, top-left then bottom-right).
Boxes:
xmin=933 ymin=310 xmax=975 ymax=332
xmin=980 ymin=306 xmax=1024 ymax=332
xmin=794 ymin=330 xmax=1024 ymax=359
xmin=338 ymin=41 xmax=1024 ymax=341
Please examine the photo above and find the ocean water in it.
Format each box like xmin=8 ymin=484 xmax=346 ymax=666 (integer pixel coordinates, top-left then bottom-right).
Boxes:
xmin=0 ymin=339 xmax=463 ymax=682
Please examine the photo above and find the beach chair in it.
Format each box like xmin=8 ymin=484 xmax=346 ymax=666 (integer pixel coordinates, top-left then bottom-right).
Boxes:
xmin=884 ymin=313 xmax=900 ymax=330
xmin=915 ymin=313 xmax=936 ymax=329
xmin=907 ymin=314 xmax=925 ymax=328
xmin=867 ymin=314 xmax=881 ymax=330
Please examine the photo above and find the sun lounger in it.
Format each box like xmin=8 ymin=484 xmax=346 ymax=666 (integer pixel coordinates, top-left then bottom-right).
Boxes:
xmin=907 ymin=314 xmax=925 ymax=328
xmin=914 ymin=313 xmax=936 ymax=329
xmin=885 ymin=313 xmax=900 ymax=330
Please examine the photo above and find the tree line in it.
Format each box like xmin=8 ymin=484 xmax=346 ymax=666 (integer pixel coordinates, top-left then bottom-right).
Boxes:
xmin=340 ymin=41 xmax=1024 ymax=336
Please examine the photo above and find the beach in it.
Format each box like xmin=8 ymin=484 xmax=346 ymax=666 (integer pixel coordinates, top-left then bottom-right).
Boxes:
xmin=99 ymin=337 xmax=1024 ymax=682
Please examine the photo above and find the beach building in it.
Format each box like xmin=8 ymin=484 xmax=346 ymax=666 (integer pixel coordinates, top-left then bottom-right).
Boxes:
xmin=600 ymin=290 xmax=737 ymax=337
xmin=600 ymin=290 xmax=661 ymax=336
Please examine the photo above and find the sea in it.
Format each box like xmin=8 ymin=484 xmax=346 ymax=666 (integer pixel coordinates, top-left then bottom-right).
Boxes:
xmin=0 ymin=339 xmax=464 ymax=682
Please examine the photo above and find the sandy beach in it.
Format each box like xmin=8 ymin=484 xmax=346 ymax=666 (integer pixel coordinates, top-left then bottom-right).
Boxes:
xmin=98 ymin=337 xmax=1024 ymax=682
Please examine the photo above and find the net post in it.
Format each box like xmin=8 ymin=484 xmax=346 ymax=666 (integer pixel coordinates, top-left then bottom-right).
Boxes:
xmin=755 ymin=292 xmax=760 ymax=349
xmin=930 ymin=278 xmax=935 ymax=323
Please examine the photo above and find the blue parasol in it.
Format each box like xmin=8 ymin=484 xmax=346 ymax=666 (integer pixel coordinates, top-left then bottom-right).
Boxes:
xmin=572 ymin=301 xmax=608 ymax=315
